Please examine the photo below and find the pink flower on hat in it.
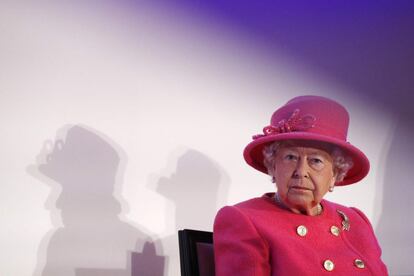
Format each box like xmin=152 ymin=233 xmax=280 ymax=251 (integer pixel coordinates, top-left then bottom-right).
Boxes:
xmin=252 ymin=109 xmax=316 ymax=140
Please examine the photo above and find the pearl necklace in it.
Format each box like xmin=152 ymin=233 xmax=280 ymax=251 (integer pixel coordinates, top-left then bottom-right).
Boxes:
xmin=274 ymin=193 xmax=322 ymax=216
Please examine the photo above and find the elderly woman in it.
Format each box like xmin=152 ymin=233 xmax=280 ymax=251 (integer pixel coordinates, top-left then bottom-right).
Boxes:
xmin=214 ymin=96 xmax=387 ymax=275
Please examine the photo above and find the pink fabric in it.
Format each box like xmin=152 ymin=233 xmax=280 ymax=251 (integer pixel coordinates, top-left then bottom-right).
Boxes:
xmin=214 ymin=193 xmax=388 ymax=276
xmin=270 ymin=96 xmax=349 ymax=140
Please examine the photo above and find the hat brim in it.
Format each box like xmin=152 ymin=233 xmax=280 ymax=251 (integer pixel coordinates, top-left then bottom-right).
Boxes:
xmin=243 ymin=132 xmax=370 ymax=186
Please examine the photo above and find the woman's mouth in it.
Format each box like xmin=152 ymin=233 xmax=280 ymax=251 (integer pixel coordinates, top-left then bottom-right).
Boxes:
xmin=290 ymin=186 xmax=312 ymax=191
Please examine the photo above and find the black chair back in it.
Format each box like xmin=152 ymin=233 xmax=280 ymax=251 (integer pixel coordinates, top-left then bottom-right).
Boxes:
xmin=178 ymin=229 xmax=215 ymax=276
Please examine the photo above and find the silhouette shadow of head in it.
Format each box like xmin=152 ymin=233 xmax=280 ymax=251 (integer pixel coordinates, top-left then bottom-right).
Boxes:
xmin=30 ymin=125 xmax=164 ymax=276
xmin=39 ymin=125 xmax=122 ymax=223
xmin=157 ymin=149 xmax=229 ymax=230
xmin=151 ymin=149 xmax=229 ymax=275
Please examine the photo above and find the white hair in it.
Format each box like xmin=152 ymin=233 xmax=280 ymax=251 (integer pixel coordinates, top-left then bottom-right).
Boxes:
xmin=263 ymin=141 xmax=353 ymax=183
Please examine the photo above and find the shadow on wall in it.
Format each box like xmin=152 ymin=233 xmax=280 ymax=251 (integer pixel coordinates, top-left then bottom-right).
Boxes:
xmin=151 ymin=149 xmax=230 ymax=274
xmin=28 ymin=125 xmax=164 ymax=276
xmin=376 ymin=113 xmax=414 ymax=275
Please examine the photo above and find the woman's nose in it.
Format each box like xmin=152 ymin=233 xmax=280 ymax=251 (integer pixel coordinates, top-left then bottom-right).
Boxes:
xmin=292 ymin=158 xmax=309 ymax=178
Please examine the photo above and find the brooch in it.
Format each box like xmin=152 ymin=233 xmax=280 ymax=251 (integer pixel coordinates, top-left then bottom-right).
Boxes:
xmin=336 ymin=210 xmax=350 ymax=231
xmin=252 ymin=109 xmax=316 ymax=140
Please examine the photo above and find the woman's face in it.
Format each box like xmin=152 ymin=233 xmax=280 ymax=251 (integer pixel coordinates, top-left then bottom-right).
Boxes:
xmin=273 ymin=144 xmax=336 ymax=214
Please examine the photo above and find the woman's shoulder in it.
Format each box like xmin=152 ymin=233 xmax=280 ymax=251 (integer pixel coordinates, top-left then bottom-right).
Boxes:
xmin=218 ymin=192 xmax=278 ymax=214
xmin=321 ymin=198 xmax=349 ymax=210
xmin=322 ymin=199 xmax=373 ymax=227
xmin=233 ymin=192 xmax=275 ymax=208
xmin=214 ymin=193 xmax=282 ymax=239
xmin=215 ymin=192 xmax=281 ymax=221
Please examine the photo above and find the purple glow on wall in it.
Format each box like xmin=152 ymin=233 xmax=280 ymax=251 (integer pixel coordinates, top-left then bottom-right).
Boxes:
xmin=133 ymin=1 xmax=414 ymax=110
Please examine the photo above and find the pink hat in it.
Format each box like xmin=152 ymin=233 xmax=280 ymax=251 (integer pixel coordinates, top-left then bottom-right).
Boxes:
xmin=243 ymin=95 xmax=370 ymax=186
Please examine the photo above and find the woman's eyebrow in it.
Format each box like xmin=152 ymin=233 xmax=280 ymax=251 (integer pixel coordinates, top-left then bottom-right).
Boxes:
xmin=282 ymin=148 xmax=299 ymax=154
xmin=308 ymin=151 xmax=324 ymax=156
xmin=309 ymin=153 xmax=334 ymax=162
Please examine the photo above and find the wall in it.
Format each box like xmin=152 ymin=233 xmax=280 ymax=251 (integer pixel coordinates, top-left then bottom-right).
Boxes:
xmin=1 ymin=1 xmax=413 ymax=275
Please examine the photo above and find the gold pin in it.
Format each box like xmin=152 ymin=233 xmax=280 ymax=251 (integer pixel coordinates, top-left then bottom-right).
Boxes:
xmin=336 ymin=210 xmax=350 ymax=231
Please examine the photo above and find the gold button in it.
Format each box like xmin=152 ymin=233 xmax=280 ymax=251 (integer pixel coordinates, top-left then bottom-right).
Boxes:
xmin=354 ymin=259 xmax=365 ymax=269
xmin=330 ymin=225 xmax=340 ymax=236
xmin=296 ymin=225 xmax=307 ymax=237
xmin=323 ymin=259 xmax=335 ymax=271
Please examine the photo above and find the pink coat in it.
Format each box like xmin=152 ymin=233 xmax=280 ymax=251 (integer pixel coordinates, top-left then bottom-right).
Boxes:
xmin=214 ymin=193 xmax=388 ymax=275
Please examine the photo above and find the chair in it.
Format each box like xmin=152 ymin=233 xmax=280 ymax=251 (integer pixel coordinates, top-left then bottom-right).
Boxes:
xmin=178 ymin=229 xmax=215 ymax=276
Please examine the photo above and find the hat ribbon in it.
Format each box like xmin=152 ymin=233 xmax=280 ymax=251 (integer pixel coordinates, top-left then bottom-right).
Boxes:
xmin=252 ymin=109 xmax=316 ymax=140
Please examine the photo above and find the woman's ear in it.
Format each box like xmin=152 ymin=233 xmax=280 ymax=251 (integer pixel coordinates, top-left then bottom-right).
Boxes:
xmin=329 ymin=173 xmax=337 ymax=192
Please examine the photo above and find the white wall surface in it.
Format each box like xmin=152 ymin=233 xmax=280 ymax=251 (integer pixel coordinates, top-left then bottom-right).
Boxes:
xmin=1 ymin=1 xmax=412 ymax=275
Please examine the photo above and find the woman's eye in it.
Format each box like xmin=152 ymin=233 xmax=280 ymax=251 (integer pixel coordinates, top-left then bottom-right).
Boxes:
xmin=309 ymin=158 xmax=325 ymax=168
xmin=310 ymin=158 xmax=322 ymax=164
xmin=284 ymin=154 xmax=297 ymax=161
